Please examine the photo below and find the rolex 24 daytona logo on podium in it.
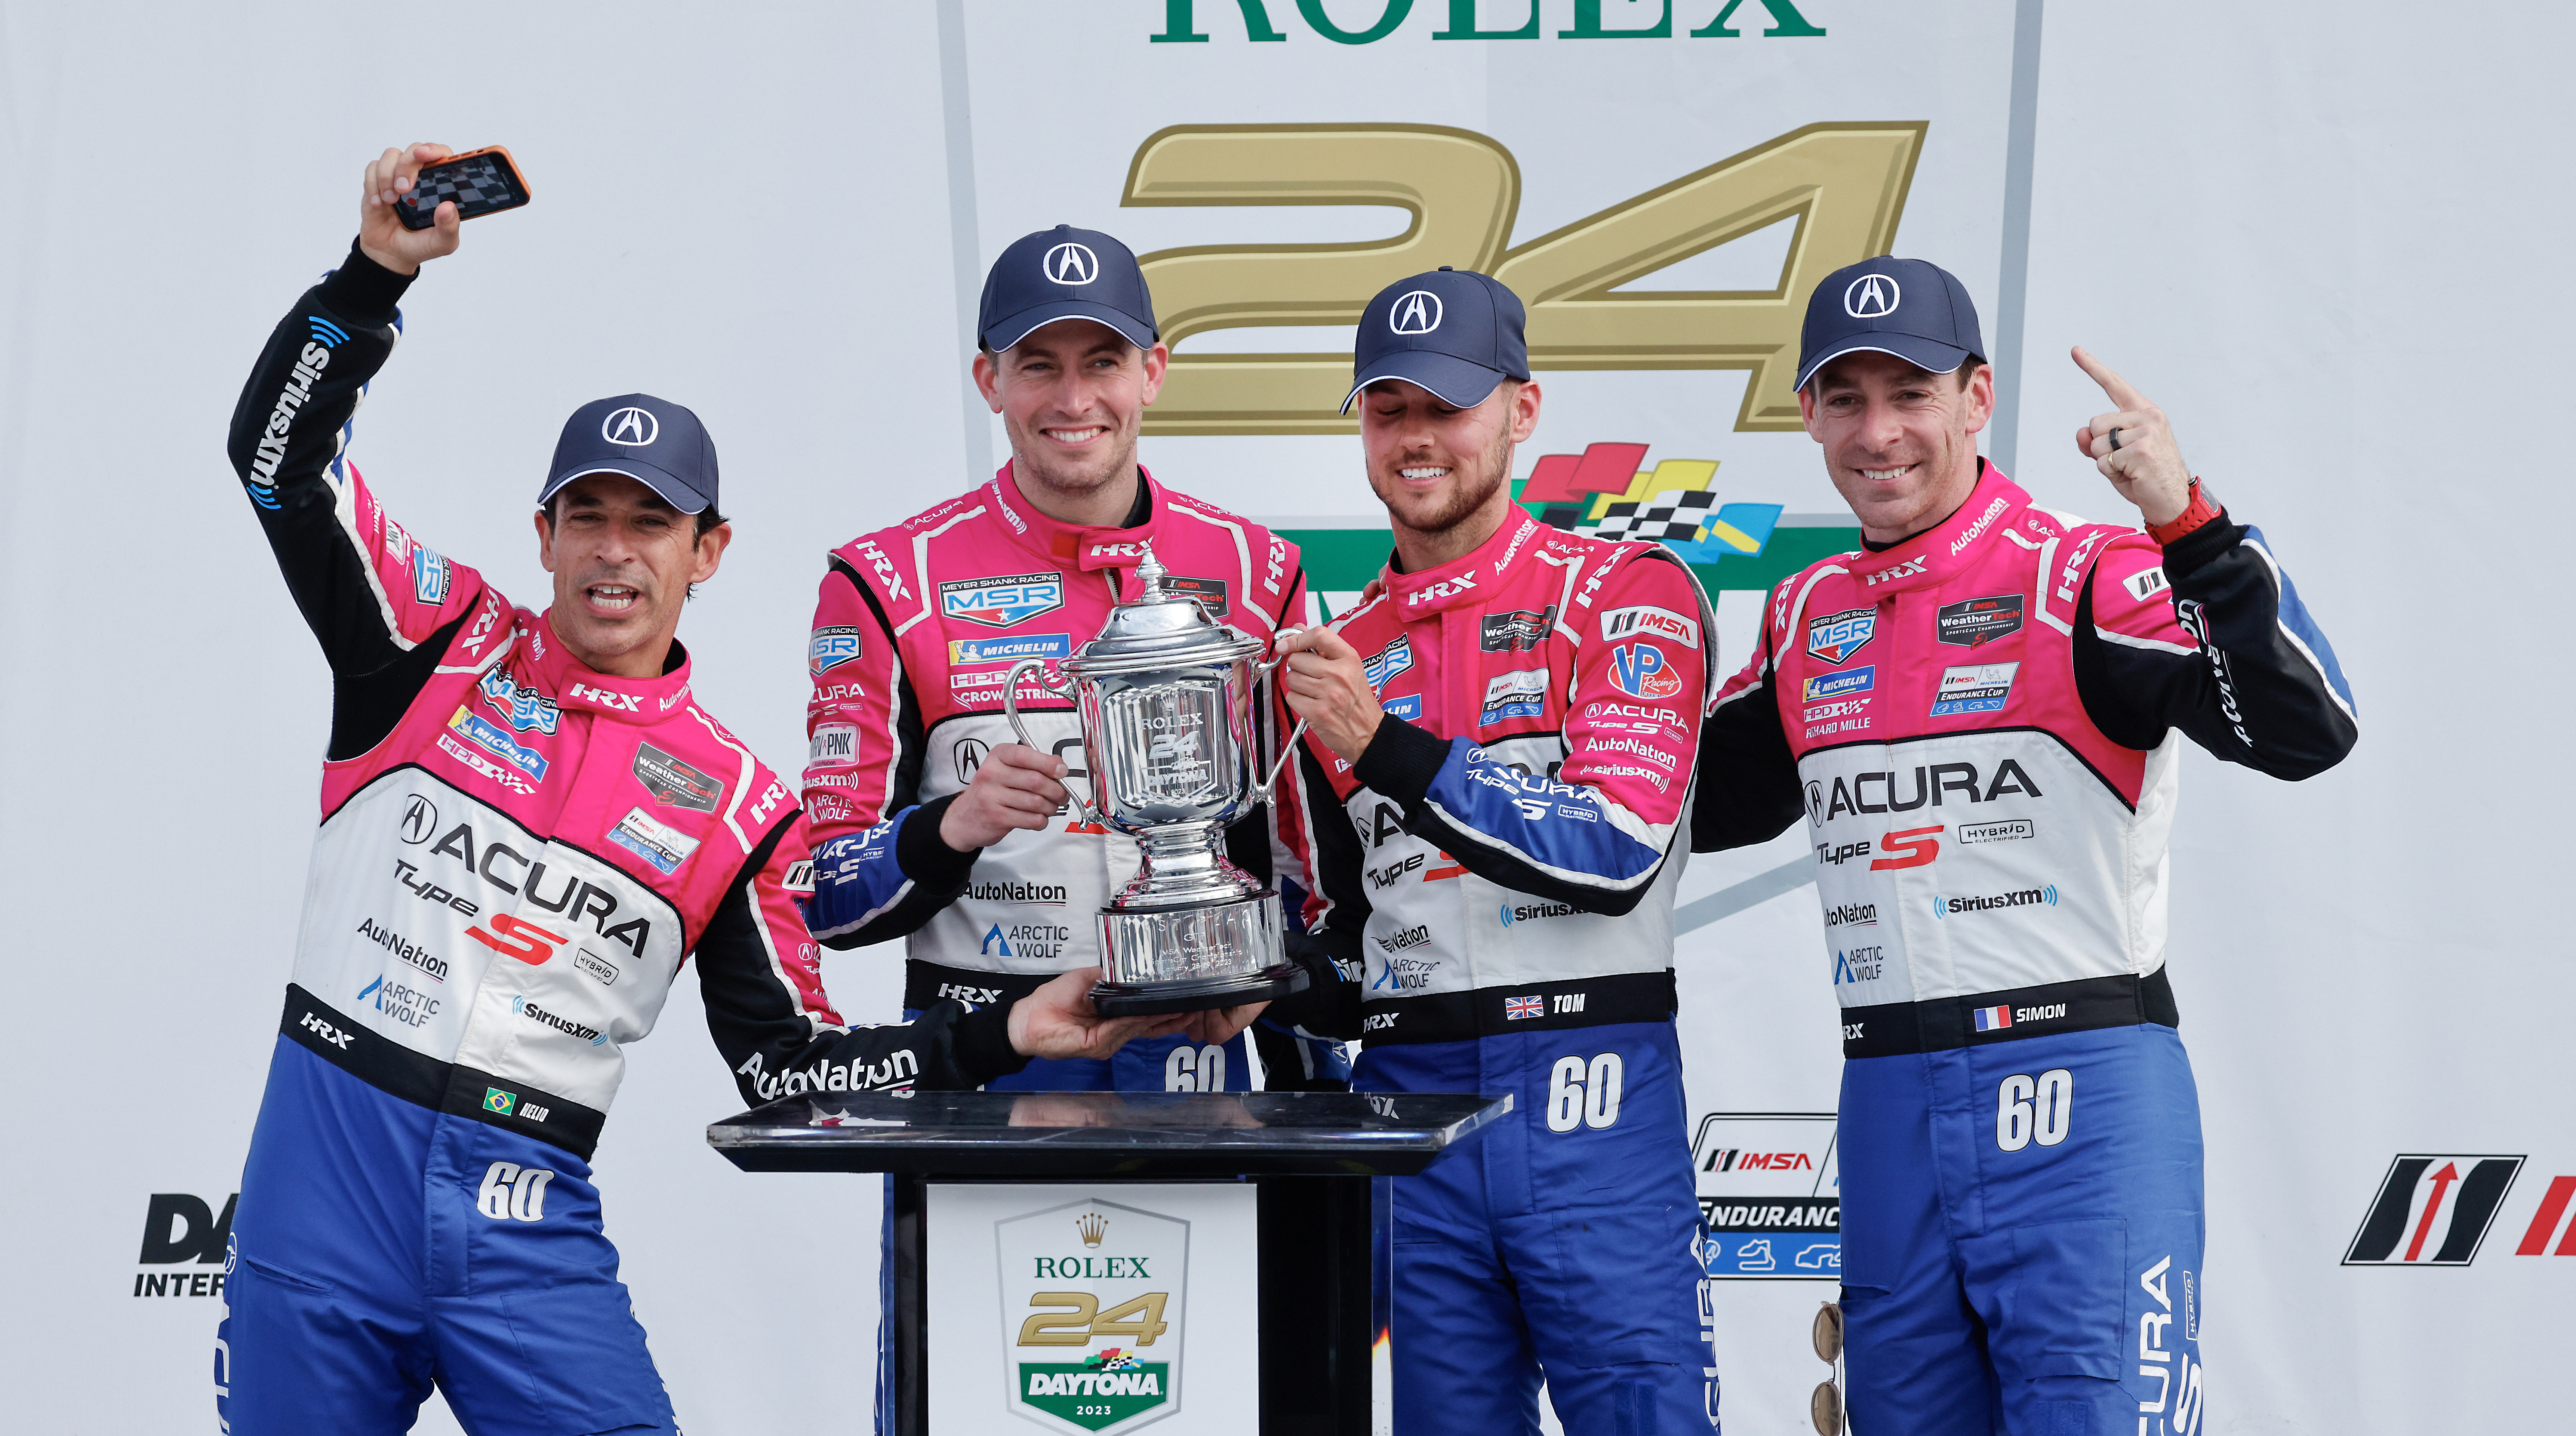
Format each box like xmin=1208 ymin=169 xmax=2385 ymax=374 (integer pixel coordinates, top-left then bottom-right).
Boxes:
xmin=997 ymin=1199 xmax=1191 ymax=1433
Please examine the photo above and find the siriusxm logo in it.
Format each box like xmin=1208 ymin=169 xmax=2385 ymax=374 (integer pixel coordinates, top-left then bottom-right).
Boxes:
xmin=1929 ymin=884 xmax=2059 ymax=919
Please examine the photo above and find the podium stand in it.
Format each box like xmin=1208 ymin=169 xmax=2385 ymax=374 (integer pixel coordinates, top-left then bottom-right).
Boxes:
xmin=709 ymin=1090 xmax=1507 ymax=1436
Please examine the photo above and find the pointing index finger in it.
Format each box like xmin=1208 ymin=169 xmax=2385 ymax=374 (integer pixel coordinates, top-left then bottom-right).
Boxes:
xmin=2071 ymin=346 xmax=2147 ymax=410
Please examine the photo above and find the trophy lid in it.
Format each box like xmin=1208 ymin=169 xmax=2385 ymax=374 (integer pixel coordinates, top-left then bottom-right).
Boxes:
xmin=1072 ymin=545 xmax=1263 ymax=669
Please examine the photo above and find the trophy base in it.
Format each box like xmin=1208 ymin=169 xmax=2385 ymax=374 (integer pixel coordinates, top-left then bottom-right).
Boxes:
xmin=1089 ymin=963 xmax=1309 ymax=1018
xmin=1090 ymin=891 xmax=1304 ymax=1016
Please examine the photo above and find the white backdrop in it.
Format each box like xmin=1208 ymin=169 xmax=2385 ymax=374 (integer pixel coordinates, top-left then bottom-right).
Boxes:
xmin=1 ymin=3 xmax=2566 ymax=1433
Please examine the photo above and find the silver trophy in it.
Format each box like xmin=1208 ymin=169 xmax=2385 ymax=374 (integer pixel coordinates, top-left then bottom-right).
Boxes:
xmin=1003 ymin=545 xmax=1311 ymax=1016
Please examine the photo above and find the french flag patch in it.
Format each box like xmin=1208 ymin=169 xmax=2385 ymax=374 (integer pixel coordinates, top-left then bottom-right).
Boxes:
xmin=1973 ymin=1004 xmax=2014 ymax=1032
xmin=1504 ymin=995 xmax=1546 ymax=1021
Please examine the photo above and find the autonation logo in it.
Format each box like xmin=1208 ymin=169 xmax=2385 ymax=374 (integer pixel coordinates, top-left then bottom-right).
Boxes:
xmin=1929 ymin=884 xmax=2059 ymax=919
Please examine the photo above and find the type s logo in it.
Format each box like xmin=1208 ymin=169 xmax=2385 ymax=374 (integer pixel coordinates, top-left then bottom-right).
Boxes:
xmin=468 ymin=913 xmax=570 ymax=965
xmin=1871 ymin=825 xmax=1942 ymax=870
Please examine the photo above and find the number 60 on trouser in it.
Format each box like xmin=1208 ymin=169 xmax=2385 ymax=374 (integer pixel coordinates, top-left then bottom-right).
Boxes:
xmin=1358 ymin=1019 xmax=1718 ymax=1435
xmin=1834 ymin=1025 xmax=2208 ymax=1436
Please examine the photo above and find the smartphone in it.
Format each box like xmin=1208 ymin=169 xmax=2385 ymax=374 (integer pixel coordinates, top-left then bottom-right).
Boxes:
xmin=396 ymin=147 xmax=532 ymax=230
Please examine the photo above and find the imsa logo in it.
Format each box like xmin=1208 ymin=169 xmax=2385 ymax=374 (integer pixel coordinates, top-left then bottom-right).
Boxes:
xmin=2344 ymin=1154 xmax=2526 ymax=1266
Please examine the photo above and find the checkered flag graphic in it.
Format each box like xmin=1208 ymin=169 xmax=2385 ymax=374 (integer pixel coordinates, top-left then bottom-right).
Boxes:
xmin=1575 ymin=489 xmax=1719 ymax=542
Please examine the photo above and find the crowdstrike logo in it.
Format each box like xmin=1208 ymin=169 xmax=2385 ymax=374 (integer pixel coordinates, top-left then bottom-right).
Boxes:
xmin=1044 ymin=242 xmax=1099 ymax=286
xmin=1843 ymin=274 xmax=1900 ymax=318
xmin=601 ymin=407 xmax=659 ymax=446
xmin=1389 ymin=290 xmax=1443 ymax=333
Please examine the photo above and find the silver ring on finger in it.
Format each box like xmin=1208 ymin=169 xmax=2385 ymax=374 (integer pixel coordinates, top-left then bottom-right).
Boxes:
xmin=2107 ymin=427 xmax=2124 ymax=452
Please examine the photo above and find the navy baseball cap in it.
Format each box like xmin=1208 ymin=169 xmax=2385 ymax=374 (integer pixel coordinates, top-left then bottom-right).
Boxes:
xmin=1795 ymin=256 xmax=1986 ymax=392
xmin=978 ymin=225 xmax=1159 ymax=353
xmin=1343 ymin=267 xmax=1531 ymax=413
xmin=539 ymin=394 xmax=719 ymax=516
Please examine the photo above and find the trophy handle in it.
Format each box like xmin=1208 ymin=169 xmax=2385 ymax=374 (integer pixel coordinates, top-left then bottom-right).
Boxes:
xmin=1002 ymin=659 xmax=1103 ymax=826
xmin=1249 ymin=650 xmax=1314 ymax=797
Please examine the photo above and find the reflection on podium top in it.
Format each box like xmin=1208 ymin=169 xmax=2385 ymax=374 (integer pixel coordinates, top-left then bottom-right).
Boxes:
xmin=707 ymin=1090 xmax=1511 ymax=1178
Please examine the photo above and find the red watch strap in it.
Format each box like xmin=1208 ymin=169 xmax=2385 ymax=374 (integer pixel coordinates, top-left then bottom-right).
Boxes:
xmin=2148 ymin=479 xmax=2220 ymax=546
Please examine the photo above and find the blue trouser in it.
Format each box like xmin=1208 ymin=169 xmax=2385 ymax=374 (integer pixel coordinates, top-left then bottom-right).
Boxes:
xmin=872 ymin=1020 xmax=1258 ymax=1433
xmin=1838 ymin=1024 xmax=2207 ymax=1436
xmin=216 ymin=1038 xmax=674 ymax=1435
xmin=1359 ymin=1020 xmax=1716 ymax=1436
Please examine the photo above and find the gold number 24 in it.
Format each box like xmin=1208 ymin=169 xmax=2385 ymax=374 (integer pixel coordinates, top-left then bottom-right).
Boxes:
xmin=1124 ymin=120 xmax=1926 ymax=436
xmin=1019 ymin=1291 xmax=1175 ymax=1347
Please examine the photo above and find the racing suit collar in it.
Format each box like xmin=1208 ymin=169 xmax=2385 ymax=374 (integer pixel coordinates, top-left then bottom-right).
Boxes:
xmin=1382 ymin=511 xmax=1545 ymax=620
xmin=530 ymin=610 xmax=696 ymax=722
xmin=1843 ymin=462 xmax=2027 ymax=595
xmin=988 ymin=461 xmax=1166 ymax=573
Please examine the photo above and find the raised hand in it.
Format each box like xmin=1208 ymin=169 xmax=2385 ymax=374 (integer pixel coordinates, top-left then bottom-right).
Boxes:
xmin=940 ymin=742 xmax=1072 ymax=851
xmin=2070 ymin=347 xmax=2194 ymax=526
xmin=357 ymin=144 xmax=462 ymax=275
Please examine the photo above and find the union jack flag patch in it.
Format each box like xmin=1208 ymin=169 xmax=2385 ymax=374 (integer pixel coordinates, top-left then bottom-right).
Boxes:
xmin=1504 ymin=995 xmax=1545 ymax=1021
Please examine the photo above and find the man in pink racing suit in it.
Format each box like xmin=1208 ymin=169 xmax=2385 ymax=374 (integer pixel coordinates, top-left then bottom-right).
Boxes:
xmin=1267 ymin=268 xmax=1721 ymax=1434
xmin=798 ymin=225 xmax=1335 ymax=1095
xmin=796 ymin=225 xmax=1336 ymax=1432
xmin=1693 ymin=256 xmax=2358 ymax=1436
xmin=213 ymin=145 xmax=1185 ymax=1436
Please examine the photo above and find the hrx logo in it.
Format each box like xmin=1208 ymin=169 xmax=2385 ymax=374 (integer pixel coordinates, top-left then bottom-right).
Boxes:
xmin=2343 ymin=1154 xmax=2524 ymax=1265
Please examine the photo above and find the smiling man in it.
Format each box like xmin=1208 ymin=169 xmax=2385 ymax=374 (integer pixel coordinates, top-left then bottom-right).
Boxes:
xmin=797 ymin=224 xmax=1329 ymax=1093
xmin=1693 ymin=256 xmax=2359 ymax=1435
xmin=1266 ymin=268 xmax=1720 ymax=1434
xmin=795 ymin=225 xmax=1340 ymax=1429
xmin=212 ymin=147 xmax=1185 ymax=1436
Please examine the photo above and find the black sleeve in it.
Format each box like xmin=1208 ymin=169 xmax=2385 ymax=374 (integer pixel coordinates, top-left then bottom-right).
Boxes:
xmin=1690 ymin=613 xmax=1807 ymax=852
xmin=231 ymin=241 xmax=486 ymax=760
xmin=1261 ymin=746 xmax=1366 ymax=1041
xmin=2071 ymin=514 xmax=2360 ymax=780
xmin=228 ymin=242 xmax=421 ymax=675
xmin=701 ymin=822 xmax=1029 ymax=1100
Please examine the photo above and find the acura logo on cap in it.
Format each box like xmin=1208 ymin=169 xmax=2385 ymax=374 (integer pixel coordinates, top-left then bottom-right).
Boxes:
xmin=1044 ymin=242 xmax=1100 ymax=286
xmin=602 ymin=407 xmax=659 ymax=446
xmin=1389 ymin=290 xmax=1443 ymax=335
xmin=1844 ymin=274 xmax=1901 ymax=319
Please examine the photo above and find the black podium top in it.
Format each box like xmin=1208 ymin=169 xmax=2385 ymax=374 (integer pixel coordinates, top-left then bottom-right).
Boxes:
xmin=707 ymin=1090 xmax=1512 ymax=1177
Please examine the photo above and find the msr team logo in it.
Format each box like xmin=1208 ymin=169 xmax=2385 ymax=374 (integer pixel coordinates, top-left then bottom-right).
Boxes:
xmin=1806 ymin=608 xmax=1875 ymax=665
xmin=941 ymin=572 xmax=1067 ymax=628
xmin=2344 ymin=1154 xmax=2526 ymax=1265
